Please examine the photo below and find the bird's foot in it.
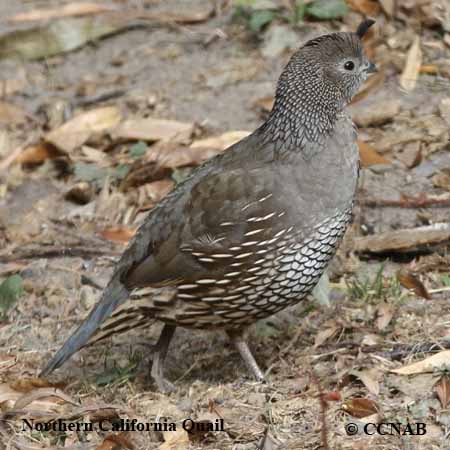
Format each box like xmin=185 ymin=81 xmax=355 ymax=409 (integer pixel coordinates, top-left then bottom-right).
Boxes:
xmin=227 ymin=330 xmax=265 ymax=381
xmin=152 ymin=373 xmax=176 ymax=393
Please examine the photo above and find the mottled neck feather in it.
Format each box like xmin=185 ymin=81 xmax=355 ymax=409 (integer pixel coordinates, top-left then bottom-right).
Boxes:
xmin=259 ymin=62 xmax=343 ymax=155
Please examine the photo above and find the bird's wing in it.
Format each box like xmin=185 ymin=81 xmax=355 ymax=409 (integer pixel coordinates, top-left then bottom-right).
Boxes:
xmin=125 ymin=161 xmax=335 ymax=288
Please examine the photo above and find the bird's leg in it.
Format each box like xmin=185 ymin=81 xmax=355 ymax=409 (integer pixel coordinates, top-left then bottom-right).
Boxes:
xmin=151 ymin=324 xmax=176 ymax=393
xmin=226 ymin=330 xmax=264 ymax=381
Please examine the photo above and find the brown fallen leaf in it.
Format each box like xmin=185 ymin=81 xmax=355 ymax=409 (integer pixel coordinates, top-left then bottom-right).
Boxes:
xmin=314 ymin=322 xmax=340 ymax=348
xmin=137 ymin=179 xmax=175 ymax=210
xmin=0 ymin=353 xmax=16 ymax=370
xmin=420 ymin=64 xmax=439 ymax=75
xmin=376 ymin=302 xmax=394 ymax=331
xmin=432 ymin=172 xmax=450 ymax=191
xmin=397 ymin=268 xmax=431 ymax=300
xmin=100 ymin=227 xmax=136 ymax=244
xmin=391 ymin=350 xmax=450 ymax=375
xmin=136 ymin=7 xmax=215 ymax=25
xmin=8 ymin=2 xmax=117 ymax=22
xmin=0 ymin=101 xmax=27 ymax=124
xmin=190 ymin=131 xmax=251 ymax=151
xmin=14 ymin=387 xmax=78 ymax=410
xmin=350 ymin=369 xmax=381 ymax=396
xmin=253 ymin=96 xmax=274 ymax=113
xmin=400 ymin=35 xmax=422 ymax=91
xmin=45 ymin=106 xmax=121 ymax=153
xmin=358 ymin=141 xmax=391 ymax=168
xmin=15 ymin=142 xmax=61 ymax=165
xmin=378 ymin=0 xmax=395 ymax=16
xmin=113 ymin=118 xmax=194 ymax=143
xmin=353 ymin=223 xmax=450 ymax=254
xmin=157 ymin=428 xmax=189 ymax=450
xmin=95 ymin=433 xmax=135 ymax=450
xmin=435 ymin=376 xmax=450 ymax=409
xmin=346 ymin=0 xmax=380 ymax=16
xmin=342 ymin=397 xmax=380 ymax=418
xmin=139 ymin=136 xmax=236 ymax=171
xmin=11 ymin=377 xmax=66 ymax=393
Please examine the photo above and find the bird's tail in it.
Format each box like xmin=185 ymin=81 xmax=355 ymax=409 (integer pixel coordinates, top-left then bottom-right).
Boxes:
xmin=40 ymin=279 xmax=129 ymax=377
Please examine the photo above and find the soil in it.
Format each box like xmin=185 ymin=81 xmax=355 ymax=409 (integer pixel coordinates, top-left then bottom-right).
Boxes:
xmin=1 ymin=1 xmax=450 ymax=449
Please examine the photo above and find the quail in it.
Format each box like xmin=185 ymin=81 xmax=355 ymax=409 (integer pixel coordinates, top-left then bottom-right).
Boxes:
xmin=41 ymin=20 xmax=377 ymax=392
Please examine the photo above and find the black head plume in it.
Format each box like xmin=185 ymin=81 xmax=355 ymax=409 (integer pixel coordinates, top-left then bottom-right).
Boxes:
xmin=356 ymin=19 xmax=375 ymax=39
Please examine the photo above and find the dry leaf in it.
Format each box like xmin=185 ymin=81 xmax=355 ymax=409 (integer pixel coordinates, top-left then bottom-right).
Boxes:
xmin=0 ymin=101 xmax=27 ymax=124
xmin=361 ymin=334 xmax=379 ymax=346
xmin=14 ymin=387 xmax=78 ymax=409
xmin=400 ymin=35 xmax=422 ymax=91
xmin=314 ymin=322 xmax=340 ymax=348
xmin=342 ymin=397 xmax=380 ymax=418
xmin=46 ymin=106 xmax=121 ymax=153
xmin=157 ymin=428 xmax=189 ymax=450
xmin=137 ymin=7 xmax=215 ymax=25
xmin=137 ymin=179 xmax=174 ymax=209
xmin=100 ymin=227 xmax=136 ymax=244
xmin=350 ymin=369 xmax=381 ymax=395
xmin=420 ymin=64 xmax=439 ymax=75
xmin=378 ymin=0 xmax=395 ymax=16
xmin=8 ymin=2 xmax=117 ymax=22
xmin=354 ymin=223 xmax=450 ymax=254
xmin=113 ymin=118 xmax=194 ymax=143
xmin=253 ymin=96 xmax=274 ymax=113
xmin=435 ymin=376 xmax=450 ymax=409
xmin=397 ymin=268 xmax=431 ymax=299
xmin=11 ymin=377 xmax=66 ymax=393
xmin=190 ymin=131 xmax=251 ymax=151
xmin=391 ymin=350 xmax=450 ymax=375
xmin=346 ymin=0 xmax=380 ymax=16
xmin=81 ymin=145 xmax=109 ymax=163
xmin=376 ymin=302 xmax=394 ymax=331
xmin=432 ymin=172 xmax=450 ymax=191
xmin=0 ymin=383 xmax=21 ymax=405
xmin=0 ymin=353 xmax=16 ymax=369
xmin=15 ymin=143 xmax=60 ymax=165
xmin=95 ymin=433 xmax=135 ymax=450
xmin=358 ymin=141 xmax=391 ymax=168
xmin=0 ymin=17 xmax=123 ymax=60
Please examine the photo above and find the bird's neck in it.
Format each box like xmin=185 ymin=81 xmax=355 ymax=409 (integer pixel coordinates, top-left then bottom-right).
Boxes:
xmin=259 ymin=72 xmax=344 ymax=155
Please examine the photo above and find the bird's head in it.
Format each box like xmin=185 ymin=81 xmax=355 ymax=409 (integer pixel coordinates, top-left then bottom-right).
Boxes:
xmin=280 ymin=20 xmax=377 ymax=108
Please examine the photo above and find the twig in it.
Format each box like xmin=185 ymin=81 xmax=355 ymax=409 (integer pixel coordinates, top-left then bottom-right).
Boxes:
xmin=361 ymin=193 xmax=450 ymax=208
xmin=0 ymin=245 xmax=118 ymax=263
xmin=0 ymin=136 xmax=36 ymax=172
xmin=81 ymin=274 xmax=105 ymax=290
xmin=382 ymin=340 xmax=450 ymax=361
xmin=74 ymin=89 xmax=126 ymax=108
xmin=310 ymin=370 xmax=330 ymax=450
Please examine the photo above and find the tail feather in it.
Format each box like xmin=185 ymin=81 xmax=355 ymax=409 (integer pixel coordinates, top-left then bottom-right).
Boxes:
xmin=40 ymin=279 xmax=129 ymax=377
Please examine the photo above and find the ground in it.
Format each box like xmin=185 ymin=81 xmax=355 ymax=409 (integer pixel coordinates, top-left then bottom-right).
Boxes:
xmin=1 ymin=1 xmax=450 ymax=449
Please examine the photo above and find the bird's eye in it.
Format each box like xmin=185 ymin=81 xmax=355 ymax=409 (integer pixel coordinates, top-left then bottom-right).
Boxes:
xmin=344 ymin=61 xmax=355 ymax=71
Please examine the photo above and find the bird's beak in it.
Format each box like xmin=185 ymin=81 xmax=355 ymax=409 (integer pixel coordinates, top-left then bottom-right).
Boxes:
xmin=366 ymin=61 xmax=377 ymax=74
